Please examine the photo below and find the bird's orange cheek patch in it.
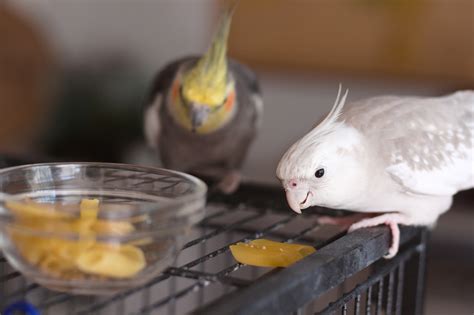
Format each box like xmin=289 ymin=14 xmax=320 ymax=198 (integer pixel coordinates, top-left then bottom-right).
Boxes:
xmin=224 ymin=90 xmax=236 ymax=111
xmin=171 ymin=80 xmax=180 ymax=103
xmin=229 ymin=239 xmax=316 ymax=268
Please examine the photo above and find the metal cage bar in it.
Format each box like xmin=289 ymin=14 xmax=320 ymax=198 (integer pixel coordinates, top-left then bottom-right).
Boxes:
xmin=193 ymin=226 xmax=424 ymax=315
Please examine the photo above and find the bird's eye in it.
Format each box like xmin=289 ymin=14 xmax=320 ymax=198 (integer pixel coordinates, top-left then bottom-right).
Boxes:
xmin=315 ymin=168 xmax=325 ymax=178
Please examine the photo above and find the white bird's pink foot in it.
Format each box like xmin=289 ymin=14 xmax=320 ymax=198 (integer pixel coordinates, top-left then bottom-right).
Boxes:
xmin=348 ymin=213 xmax=408 ymax=259
xmin=317 ymin=213 xmax=372 ymax=229
xmin=217 ymin=171 xmax=241 ymax=194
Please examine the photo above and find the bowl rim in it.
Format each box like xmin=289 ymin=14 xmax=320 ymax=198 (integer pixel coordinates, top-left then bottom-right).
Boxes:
xmin=0 ymin=162 xmax=208 ymax=211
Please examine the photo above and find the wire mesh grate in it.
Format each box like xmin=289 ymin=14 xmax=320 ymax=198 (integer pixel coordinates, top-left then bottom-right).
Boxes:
xmin=0 ymin=189 xmax=346 ymax=315
xmin=0 ymin=157 xmax=427 ymax=315
xmin=316 ymin=239 xmax=425 ymax=315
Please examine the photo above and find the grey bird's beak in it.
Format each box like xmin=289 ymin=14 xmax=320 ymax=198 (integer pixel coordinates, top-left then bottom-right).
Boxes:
xmin=190 ymin=104 xmax=209 ymax=132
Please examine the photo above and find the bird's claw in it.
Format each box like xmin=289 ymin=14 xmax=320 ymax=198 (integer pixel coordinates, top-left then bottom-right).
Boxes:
xmin=383 ymin=246 xmax=398 ymax=259
xmin=382 ymin=221 xmax=400 ymax=259
xmin=348 ymin=215 xmax=403 ymax=259
xmin=217 ymin=171 xmax=241 ymax=194
xmin=318 ymin=213 xmax=371 ymax=229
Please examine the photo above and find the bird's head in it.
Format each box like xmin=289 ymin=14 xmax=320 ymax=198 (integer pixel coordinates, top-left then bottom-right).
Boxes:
xmin=276 ymin=87 xmax=368 ymax=213
xmin=169 ymin=5 xmax=237 ymax=134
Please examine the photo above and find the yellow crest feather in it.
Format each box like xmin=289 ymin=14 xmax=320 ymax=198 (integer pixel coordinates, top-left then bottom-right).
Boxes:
xmin=182 ymin=5 xmax=235 ymax=106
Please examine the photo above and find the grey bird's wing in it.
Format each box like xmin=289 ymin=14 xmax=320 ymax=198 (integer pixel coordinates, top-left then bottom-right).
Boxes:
xmin=228 ymin=59 xmax=260 ymax=95
xmin=345 ymin=91 xmax=474 ymax=196
xmin=143 ymin=56 xmax=198 ymax=149
xmin=229 ymin=59 xmax=263 ymax=128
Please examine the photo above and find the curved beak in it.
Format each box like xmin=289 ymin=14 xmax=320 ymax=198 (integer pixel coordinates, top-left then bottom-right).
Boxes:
xmin=285 ymin=189 xmax=311 ymax=214
xmin=190 ymin=104 xmax=209 ymax=132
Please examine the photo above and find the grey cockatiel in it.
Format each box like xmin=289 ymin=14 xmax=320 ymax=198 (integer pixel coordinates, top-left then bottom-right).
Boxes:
xmin=277 ymin=87 xmax=473 ymax=258
xmin=144 ymin=5 xmax=262 ymax=193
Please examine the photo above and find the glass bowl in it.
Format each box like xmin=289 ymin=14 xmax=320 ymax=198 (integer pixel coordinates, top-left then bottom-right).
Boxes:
xmin=0 ymin=162 xmax=207 ymax=295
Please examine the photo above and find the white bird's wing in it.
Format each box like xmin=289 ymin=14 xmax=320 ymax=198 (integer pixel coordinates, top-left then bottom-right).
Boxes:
xmin=345 ymin=91 xmax=474 ymax=196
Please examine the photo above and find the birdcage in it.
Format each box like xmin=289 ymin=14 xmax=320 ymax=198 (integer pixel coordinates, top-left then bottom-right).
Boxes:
xmin=0 ymin=156 xmax=427 ymax=315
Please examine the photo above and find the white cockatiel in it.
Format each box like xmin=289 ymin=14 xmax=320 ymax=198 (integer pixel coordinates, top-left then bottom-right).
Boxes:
xmin=277 ymin=87 xmax=473 ymax=258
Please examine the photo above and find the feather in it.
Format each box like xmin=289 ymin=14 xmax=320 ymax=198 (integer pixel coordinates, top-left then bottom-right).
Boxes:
xmin=276 ymin=86 xmax=351 ymax=180
xmin=314 ymin=84 xmax=348 ymax=129
xmin=181 ymin=2 xmax=236 ymax=106
xmin=299 ymin=85 xmax=349 ymax=147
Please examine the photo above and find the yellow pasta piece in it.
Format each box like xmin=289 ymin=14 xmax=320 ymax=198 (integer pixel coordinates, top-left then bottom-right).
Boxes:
xmin=76 ymin=244 xmax=146 ymax=278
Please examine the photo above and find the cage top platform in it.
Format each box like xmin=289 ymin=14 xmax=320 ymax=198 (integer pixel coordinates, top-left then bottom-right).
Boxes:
xmin=0 ymin=156 xmax=427 ymax=315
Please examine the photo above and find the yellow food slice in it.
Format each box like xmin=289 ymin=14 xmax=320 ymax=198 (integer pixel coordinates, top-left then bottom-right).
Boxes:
xmin=250 ymin=239 xmax=316 ymax=257
xmin=76 ymin=244 xmax=146 ymax=278
xmin=129 ymin=214 xmax=149 ymax=223
xmin=39 ymin=255 xmax=68 ymax=277
xmin=6 ymin=200 xmax=72 ymax=219
xmin=229 ymin=239 xmax=316 ymax=268
xmin=14 ymin=218 xmax=74 ymax=234
xmin=80 ymin=199 xmax=99 ymax=220
xmin=78 ymin=198 xmax=135 ymax=236
xmin=127 ymin=237 xmax=153 ymax=247
xmin=9 ymin=198 xmax=146 ymax=279
xmin=52 ymin=238 xmax=95 ymax=264
xmin=92 ymin=220 xmax=135 ymax=236
xmin=74 ymin=198 xmax=99 ymax=234
xmin=59 ymin=198 xmax=93 ymax=239
xmin=11 ymin=232 xmax=49 ymax=265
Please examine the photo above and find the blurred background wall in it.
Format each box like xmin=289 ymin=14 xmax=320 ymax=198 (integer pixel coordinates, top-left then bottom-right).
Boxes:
xmin=0 ymin=3 xmax=55 ymax=154
xmin=0 ymin=1 xmax=473 ymax=313
xmin=4 ymin=0 xmax=472 ymax=184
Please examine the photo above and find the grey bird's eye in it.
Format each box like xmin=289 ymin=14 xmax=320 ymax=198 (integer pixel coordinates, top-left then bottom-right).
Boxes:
xmin=315 ymin=168 xmax=325 ymax=178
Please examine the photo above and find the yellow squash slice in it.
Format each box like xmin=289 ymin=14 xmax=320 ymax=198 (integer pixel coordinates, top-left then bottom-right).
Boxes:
xmin=7 ymin=200 xmax=73 ymax=219
xmin=76 ymin=244 xmax=146 ymax=278
xmin=8 ymin=198 xmax=145 ymax=279
xmin=230 ymin=239 xmax=316 ymax=268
